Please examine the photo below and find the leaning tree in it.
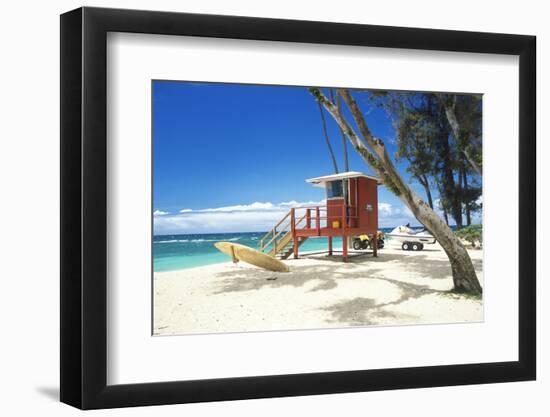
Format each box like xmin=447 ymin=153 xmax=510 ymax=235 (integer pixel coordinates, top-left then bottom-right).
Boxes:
xmin=309 ymin=88 xmax=482 ymax=294
xmin=438 ymin=93 xmax=483 ymax=176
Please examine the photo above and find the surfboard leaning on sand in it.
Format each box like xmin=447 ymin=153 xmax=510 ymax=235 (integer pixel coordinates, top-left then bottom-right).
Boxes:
xmin=214 ymin=242 xmax=290 ymax=273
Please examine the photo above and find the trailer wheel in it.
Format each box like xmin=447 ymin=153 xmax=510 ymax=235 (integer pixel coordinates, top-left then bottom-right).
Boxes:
xmin=419 ymin=243 xmax=424 ymax=251
xmin=402 ymin=242 xmax=410 ymax=251
xmin=411 ymin=243 xmax=420 ymax=251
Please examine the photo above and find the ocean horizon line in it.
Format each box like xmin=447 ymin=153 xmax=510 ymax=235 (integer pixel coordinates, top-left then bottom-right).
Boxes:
xmin=152 ymin=224 xmax=432 ymax=239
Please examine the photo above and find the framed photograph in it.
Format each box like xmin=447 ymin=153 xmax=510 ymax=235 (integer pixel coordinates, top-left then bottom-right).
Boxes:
xmin=60 ymin=7 xmax=536 ymax=409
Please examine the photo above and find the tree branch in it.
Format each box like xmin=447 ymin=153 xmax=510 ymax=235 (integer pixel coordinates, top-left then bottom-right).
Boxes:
xmin=308 ymin=88 xmax=399 ymax=193
xmin=338 ymin=89 xmax=414 ymax=201
xmin=439 ymin=95 xmax=483 ymax=176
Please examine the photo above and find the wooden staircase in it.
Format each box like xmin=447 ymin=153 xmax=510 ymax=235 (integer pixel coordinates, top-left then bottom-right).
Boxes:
xmin=258 ymin=210 xmax=308 ymax=259
xmin=272 ymin=233 xmax=308 ymax=260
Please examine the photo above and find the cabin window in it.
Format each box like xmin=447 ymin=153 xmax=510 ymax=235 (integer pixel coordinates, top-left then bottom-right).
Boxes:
xmin=326 ymin=181 xmax=344 ymax=199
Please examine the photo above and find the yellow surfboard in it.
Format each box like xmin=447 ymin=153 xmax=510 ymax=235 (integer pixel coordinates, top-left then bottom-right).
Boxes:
xmin=214 ymin=242 xmax=290 ymax=273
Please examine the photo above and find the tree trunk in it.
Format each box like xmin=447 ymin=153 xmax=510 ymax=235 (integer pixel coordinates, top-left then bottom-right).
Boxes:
xmin=443 ymin=208 xmax=449 ymax=226
xmin=317 ymin=100 xmax=339 ymax=174
xmin=441 ymin=97 xmax=482 ymax=176
xmin=463 ymin=147 xmax=481 ymax=177
xmin=417 ymin=174 xmax=433 ymax=209
xmin=456 ymin=164 xmax=464 ymax=230
xmin=439 ymin=131 xmax=462 ymax=229
xmin=404 ymin=191 xmax=482 ymax=293
xmin=337 ymin=93 xmax=350 ymax=172
xmin=310 ymin=88 xmax=482 ymax=294
xmin=436 ymin=180 xmax=450 ymax=225
xmin=462 ymin=165 xmax=472 ymax=226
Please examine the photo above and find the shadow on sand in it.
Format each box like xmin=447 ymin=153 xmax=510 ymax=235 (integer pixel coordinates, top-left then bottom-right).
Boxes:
xmin=210 ymin=250 xmax=482 ymax=326
xmin=212 ymin=264 xmax=347 ymax=294
xmin=213 ymin=250 xmax=482 ymax=294
xmin=320 ymin=277 xmax=446 ymax=326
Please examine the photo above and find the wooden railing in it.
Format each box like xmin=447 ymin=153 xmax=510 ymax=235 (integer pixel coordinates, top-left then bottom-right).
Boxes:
xmin=259 ymin=204 xmax=359 ymax=255
xmin=258 ymin=209 xmax=307 ymax=254
xmin=295 ymin=205 xmax=359 ymax=230
xmin=259 ymin=210 xmax=291 ymax=251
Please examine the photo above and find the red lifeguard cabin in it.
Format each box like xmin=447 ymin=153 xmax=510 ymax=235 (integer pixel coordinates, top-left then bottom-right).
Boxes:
xmin=259 ymin=172 xmax=380 ymax=262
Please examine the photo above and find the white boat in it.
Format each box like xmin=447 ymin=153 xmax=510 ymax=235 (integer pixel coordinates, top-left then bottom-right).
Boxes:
xmin=387 ymin=225 xmax=436 ymax=251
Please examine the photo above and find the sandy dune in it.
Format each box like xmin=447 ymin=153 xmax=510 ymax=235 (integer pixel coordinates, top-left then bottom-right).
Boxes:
xmin=153 ymin=242 xmax=483 ymax=336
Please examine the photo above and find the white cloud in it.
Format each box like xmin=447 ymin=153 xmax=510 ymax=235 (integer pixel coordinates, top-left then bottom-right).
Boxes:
xmin=378 ymin=202 xmax=395 ymax=217
xmin=176 ymin=201 xmax=328 ymax=215
xmin=377 ymin=202 xmax=417 ymax=228
xmin=279 ymin=200 xmax=326 ymax=207
xmin=199 ymin=202 xmax=276 ymax=213
xmin=155 ymin=200 xmax=324 ymax=235
xmin=155 ymin=199 xmax=421 ymax=235
xmin=153 ymin=209 xmax=169 ymax=216
xmin=155 ymin=209 xmax=284 ymax=235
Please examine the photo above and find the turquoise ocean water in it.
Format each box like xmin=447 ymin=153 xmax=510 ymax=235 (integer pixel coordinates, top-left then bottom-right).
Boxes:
xmin=153 ymin=228 xmax=397 ymax=272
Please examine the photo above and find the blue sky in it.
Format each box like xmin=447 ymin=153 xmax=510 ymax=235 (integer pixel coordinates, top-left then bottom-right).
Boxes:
xmin=153 ymin=81 xmax=445 ymax=235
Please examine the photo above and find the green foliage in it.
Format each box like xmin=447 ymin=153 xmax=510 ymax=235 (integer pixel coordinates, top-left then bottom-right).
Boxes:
xmin=455 ymin=224 xmax=483 ymax=248
xmin=370 ymin=91 xmax=483 ymax=227
xmin=311 ymin=87 xmax=483 ymax=229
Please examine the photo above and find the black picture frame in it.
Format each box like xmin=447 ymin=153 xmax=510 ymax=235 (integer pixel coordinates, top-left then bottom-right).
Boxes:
xmin=60 ymin=6 xmax=536 ymax=410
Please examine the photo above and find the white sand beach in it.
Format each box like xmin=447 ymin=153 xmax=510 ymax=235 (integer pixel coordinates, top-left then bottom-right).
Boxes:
xmin=153 ymin=242 xmax=483 ymax=336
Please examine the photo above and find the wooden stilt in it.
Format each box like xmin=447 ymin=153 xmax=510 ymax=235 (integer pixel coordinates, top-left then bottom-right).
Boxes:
xmin=293 ymin=237 xmax=298 ymax=259
xmin=342 ymin=236 xmax=348 ymax=262
xmin=316 ymin=207 xmax=321 ymax=236
xmin=372 ymin=233 xmax=378 ymax=257
xmin=328 ymin=236 xmax=333 ymax=256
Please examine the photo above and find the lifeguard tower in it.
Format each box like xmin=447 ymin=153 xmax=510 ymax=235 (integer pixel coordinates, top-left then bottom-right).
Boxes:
xmin=259 ymin=172 xmax=380 ymax=262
